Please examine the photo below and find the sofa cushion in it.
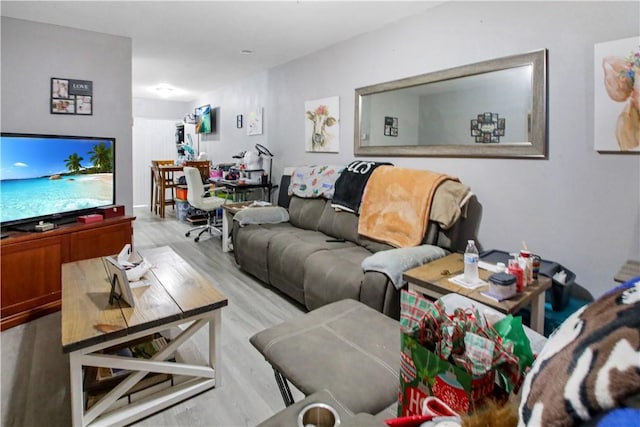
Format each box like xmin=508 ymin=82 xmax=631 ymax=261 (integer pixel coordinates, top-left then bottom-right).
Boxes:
xmin=288 ymin=196 xmax=327 ymax=231
xmin=267 ymin=229 xmax=355 ymax=304
xmin=317 ymin=202 xmax=359 ymax=243
xmin=303 ymin=246 xmax=372 ymax=311
xmin=233 ymin=222 xmax=298 ymax=283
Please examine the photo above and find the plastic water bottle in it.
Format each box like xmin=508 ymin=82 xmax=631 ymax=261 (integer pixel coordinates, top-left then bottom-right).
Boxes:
xmin=464 ymin=240 xmax=479 ymax=284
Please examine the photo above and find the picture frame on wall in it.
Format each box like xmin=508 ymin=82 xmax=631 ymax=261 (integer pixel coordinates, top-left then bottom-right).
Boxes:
xmin=594 ymin=36 xmax=640 ymax=153
xmin=304 ymin=96 xmax=340 ymax=152
xmin=51 ymin=78 xmax=69 ymax=99
xmin=247 ymin=108 xmax=263 ymax=136
xmin=384 ymin=116 xmax=398 ymax=137
xmin=50 ymin=77 xmax=93 ymax=116
xmin=51 ymin=98 xmax=76 ymax=114
xmin=77 ymin=96 xmax=92 ymax=115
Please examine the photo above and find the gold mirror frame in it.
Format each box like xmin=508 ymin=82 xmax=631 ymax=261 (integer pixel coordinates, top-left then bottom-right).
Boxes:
xmin=354 ymin=49 xmax=547 ymax=158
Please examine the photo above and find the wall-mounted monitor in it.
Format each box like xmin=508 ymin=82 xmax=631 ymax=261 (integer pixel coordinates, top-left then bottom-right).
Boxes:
xmin=195 ymin=104 xmax=214 ymax=134
xmin=0 ymin=133 xmax=116 ymax=230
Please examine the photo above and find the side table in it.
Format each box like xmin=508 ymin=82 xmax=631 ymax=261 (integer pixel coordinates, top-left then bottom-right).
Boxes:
xmin=614 ymin=259 xmax=640 ymax=283
xmin=403 ymin=253 xmax=551 ymax=334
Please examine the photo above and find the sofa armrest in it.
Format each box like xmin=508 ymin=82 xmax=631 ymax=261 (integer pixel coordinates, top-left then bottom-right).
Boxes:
xmin=361 ymin=245 xmax=448 ymax=290
xmin=233 ymin=206 xmax=290 ymax=226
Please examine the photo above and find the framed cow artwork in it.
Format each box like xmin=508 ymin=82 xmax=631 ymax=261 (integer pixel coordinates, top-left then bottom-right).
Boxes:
xmin=594 ymin=36 xmax=640 ymax=153
xmin=305 ymin=96 xmax=340 ymax=152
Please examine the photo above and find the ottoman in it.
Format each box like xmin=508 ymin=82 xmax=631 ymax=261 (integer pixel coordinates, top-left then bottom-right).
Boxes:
xmin=250 ymin=299 xmax=400 ymax=415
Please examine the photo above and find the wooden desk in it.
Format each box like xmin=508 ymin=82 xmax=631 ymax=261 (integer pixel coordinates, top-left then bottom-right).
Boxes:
xmin=403 ymin=253 xmax=551 ymax=334
xmin=216 ymin=180 xmax=276 ymax=203
xmin=62 ymin=246 xmax=228 ymax=426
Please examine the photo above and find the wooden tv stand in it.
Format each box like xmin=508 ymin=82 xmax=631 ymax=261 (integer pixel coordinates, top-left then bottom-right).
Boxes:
xmin=0 ymin=215 xmax=135 ymax=331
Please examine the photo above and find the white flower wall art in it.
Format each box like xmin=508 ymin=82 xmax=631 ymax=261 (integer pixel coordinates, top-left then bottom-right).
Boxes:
xmin=247 ymin=107 xmax=263 ymax=136
xmin=594 ymin=36 xmax=640 ymax=153
xmin=305 ymin=96 xmax=340 ymax=152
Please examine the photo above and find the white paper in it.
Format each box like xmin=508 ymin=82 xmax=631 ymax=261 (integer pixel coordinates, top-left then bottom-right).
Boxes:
xmin=117 ymin=244 xmax=133 ymax=266
xmin=478 ymin=261 xmax=499 ymax=272
xmin=448 ymin=274 xmax=486 ymax=289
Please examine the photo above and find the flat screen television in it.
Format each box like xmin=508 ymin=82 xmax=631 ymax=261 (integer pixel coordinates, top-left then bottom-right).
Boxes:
xmin=195 ymin=104 xmax=214 ymax=134
xmin=0 ymin=133 xmax=116 ymax=231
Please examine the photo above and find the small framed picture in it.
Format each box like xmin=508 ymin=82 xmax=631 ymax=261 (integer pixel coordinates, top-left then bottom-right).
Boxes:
xmin=51 ymin=78 xmax=69 ymax=98
xmin=105 ymin=256 xmax=135 ymax=307
xmin=50 ymin=77 xmax=93 ymax=116
xmin=76 ymin=95 xmax=92 ymax=115
xmin=384 ymin=116 xmax=398 ymax=137
xmin=51 ymin=98 xmax=75 ymax=114
xmin=236 ymin=114 xmax=243 ymax=128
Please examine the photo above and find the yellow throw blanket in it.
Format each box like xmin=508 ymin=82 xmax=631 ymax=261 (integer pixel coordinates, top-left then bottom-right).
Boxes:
xmin=358 ymin=166 xmax=458 ymax=248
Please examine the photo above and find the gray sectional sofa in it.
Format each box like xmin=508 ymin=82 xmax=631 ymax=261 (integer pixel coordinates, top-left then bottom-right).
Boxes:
xmin=232 ymin=181 xmax=469 ymax=319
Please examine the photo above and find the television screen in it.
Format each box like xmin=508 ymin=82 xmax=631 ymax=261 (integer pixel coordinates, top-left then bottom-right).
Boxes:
xmin=0 ymin=133 xmax=115 ymax=228
xmin=195 ymin=104 xmax=213 ymax=134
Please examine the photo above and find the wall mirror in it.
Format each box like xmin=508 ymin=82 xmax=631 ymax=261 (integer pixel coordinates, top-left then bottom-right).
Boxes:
xmin=354 ymin=49 xmax=547 ymax=158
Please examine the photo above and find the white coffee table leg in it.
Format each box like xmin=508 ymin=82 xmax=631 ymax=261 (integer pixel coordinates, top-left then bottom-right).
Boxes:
xmin=69 ymin=352 xmax=84 ymax=427
xmin=210 ymin=309 xmax=222 ymax=386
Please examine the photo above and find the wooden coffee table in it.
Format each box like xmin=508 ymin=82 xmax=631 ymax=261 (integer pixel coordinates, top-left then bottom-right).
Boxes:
xmin=61 ymin=246 xmax=228 ymax=426
xmin=403 ymin=253 xmax=551 ymax=334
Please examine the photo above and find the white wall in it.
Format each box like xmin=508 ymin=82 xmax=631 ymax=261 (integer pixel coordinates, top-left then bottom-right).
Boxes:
xmin=133 ymin=98 xmax=190 ymax=121
xmin=1 ymin=17 xmax=133 ymax=214
xmin=190 ymin=71 xmax=270 ymax=168
xmin=132 ymin=118 xmax=180 ymax=207
xmin=131 ymin=98 xmax=191 ymax=206
xmin=264 ymin=1 xmax=639 ymax=297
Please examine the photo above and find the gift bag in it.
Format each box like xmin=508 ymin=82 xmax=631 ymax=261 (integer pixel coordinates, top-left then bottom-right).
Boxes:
xmin=399 ymin=332 xmax=496 ymax=415
xmin=398 ymin=290 xmax=522 ymax=416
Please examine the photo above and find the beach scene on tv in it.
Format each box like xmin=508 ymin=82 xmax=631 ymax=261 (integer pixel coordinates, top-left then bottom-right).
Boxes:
xmin=0 ymin=136 xmax=114 ymax=224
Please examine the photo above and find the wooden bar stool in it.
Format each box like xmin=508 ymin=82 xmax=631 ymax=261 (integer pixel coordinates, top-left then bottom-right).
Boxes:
xmin=151 ymin=160 xmax=180 ymax=218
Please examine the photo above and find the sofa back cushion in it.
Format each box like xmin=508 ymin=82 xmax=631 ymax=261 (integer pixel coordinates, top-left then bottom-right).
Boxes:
xmin=317 ymin=203 xmax=359 ymax=243
xmin=288 ymin=196 xmax=327 ymax=231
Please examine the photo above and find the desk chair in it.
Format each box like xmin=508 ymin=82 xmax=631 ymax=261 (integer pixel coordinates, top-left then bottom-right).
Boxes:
xmin=183 ymin=167 xmax=227 ymax=242
xmin=185 ymin=160 xmax=210 ymax=183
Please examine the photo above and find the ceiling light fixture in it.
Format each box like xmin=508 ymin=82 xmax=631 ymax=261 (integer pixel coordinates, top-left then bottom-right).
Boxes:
xmin=154 ymin=85 xmax=175 ymax=98
xmin=240 ymin=49 xmax=254 ymax=55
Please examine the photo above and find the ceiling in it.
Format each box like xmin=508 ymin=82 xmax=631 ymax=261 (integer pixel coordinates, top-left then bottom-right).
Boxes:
xmin=1 ymin=1 xmax=443 ymax=102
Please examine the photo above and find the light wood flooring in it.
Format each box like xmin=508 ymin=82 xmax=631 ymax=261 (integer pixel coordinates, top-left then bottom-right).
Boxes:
xmin=1 ymin=206 xmax=306 ymax=426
